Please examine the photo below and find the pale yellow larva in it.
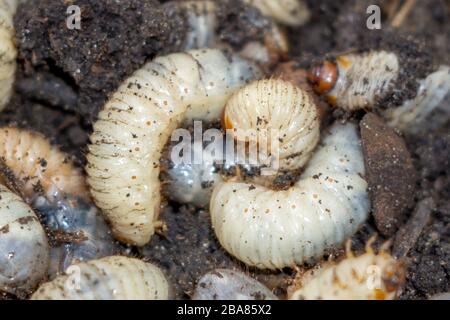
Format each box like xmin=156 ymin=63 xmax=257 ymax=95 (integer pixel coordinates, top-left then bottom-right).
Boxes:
xmin=0 ymin=127 xmax=88 ymax=202
xmin=0 ymin=184 xmax=49 ymax=295
xmin=309 ymin=50 xmax=400 ymax=111
xmin=86 ymin=48 xmax=262 ymax=246
xmin=224 ymin=79 xmax=320 ymax=172
xmin=31 ymin=256 xmax=169 ymax=300
xmin=210 ymin=122 xmax=369 ymax=269
xmin=289 ymin=242 xmax=405 ymax=300
xmin=0 ymin=0 xmax=22 ymax=111
xmin=243 ymin=0 xmax=310 ymax=26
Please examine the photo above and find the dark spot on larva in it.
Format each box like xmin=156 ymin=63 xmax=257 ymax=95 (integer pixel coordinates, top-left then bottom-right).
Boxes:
xmin=249 ymin=185 xmax=256 ymax=191
xmin=40 ymin=159 xmax=47 ymax=167
xmin=0 ymin=224 xmax=9 ymax=234
xmin=17 ymin=216 xmax=37 ymax=225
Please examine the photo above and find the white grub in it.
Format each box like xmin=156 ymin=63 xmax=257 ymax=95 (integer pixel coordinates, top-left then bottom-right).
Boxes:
xmin=0 ymin=0 xmax=22 ymax=110
xmin=384 ymin=65 xmax=450 ymax=134
xmin=0 ymin=184 xmax=49 ymax=295
xmin=210 ymin=122 xmax=369 ymax=269
xmin=326 ymin=51 xmax=400 ymax=111
xmin=224 ymin=79 xmax=320 ymax=172
xmin=243 ymin=0 xmax=310 ymax=26
xmin=87 ymin=49 xmax=261 ymax=246
xmin=193 ymin=269 xmax=278 ymax=300
xmin=289 ymin=241 xmax=405 ymax=300
xmin=31 ymin=256 xmax=169 ymax=300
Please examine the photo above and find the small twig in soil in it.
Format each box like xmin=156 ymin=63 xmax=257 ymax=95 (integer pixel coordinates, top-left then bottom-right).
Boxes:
xmin=391 ymin=0 xmax=417 ymax=28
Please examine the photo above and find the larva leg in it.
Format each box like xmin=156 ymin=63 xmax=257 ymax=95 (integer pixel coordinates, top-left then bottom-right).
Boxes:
xmin=0 ymin=127 xmax=116 ymax=277
xmin=210 ymin=121 xmax=369 ymax=269
xmin=87 ymin=48 xmax=261 ymax=246
xmin=0 ymin=184 xmax=49 ymax=296
xmin=31 ymin=256 xmax=169 ymax=300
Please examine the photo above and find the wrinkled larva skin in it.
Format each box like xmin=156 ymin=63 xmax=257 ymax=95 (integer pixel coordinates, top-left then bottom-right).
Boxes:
xmin=87 ymin=49 xmax=262 ymax=246
xmin=0 ymin=127 xmax=115 ymax=276
xmin=311 ymin=51 xmax=400 ymax=111
xmin=243 ymin=0 xmax=310 ymax=26
xmin=224 ymin=79 xmax=320 ymax=172
xmin=0 ymin=0 xmax=22 ymax=110
xmin=31 ymin=256 xmax=169 ymax=300
xmin=34 ymin=196 xmax=116 ymax=277
xmin=210 ymin=123 xmax=369 ymax=269
xmin=384 ymin=65 xmax=450 ymax=134
xmin=165 ymin=0 xmax=288 ymax=66
xmin=0 ymin=127 xmax=88 ymax=202
xmin=289 ymin=249 xmax=405 ymax=300
xmin=0 ymin=184 xmax=49 ymax=295
xmin=193 ymin=269 xmax=278 ymax=300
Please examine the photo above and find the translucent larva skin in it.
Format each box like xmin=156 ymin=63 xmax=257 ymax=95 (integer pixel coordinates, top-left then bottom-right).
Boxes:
xmin=384 ymin=65 xmax=450 ymax=134
xmin=87 ymin=49 xmax=262 ymax=246
xmin=289 ymin=251 xmax=405 ymax=300
xmin=0 ymin=127 xmax=115 ymax=276
xmin=210 ymin=123 xmax=369 ymax=269
xmin=0 ymin=184 xmax=49 ymax=295
xmin=0 ymin=0 xmax=21 ymax=110
xmin=317 ymin=51 xmax=400 ymax=111
xmin=193 ymin=269 xmax=278 ymax=300
xmin=31 ymin=256 xmax=169 ymax=300
xmin=224 ymin=79 xmax=320 ymax=172
xmin=0 ymin=127 xmax=88 ymax=202
xmin=243 ymin=0 xmax=310 ymax=26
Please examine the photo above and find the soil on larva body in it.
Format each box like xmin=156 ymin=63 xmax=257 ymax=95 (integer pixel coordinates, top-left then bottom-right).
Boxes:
xmin=0 ymin=0 xmax=448 ymax=300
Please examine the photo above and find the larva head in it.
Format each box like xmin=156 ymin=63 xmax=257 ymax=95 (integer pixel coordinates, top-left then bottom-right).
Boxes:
xmin=223 ymin=79 xmax=320 ymax=172
xmin=308 ymin=60 xmax=338 ymax=94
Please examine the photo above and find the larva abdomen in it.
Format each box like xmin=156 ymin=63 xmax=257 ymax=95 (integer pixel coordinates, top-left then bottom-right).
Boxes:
xmin=87 ymin=49 xmax=261 ymax=246
xmin=31 ymin=256 xmax=169 ymax=300
xmin=0 ymin=184 xmax=49 ymax=295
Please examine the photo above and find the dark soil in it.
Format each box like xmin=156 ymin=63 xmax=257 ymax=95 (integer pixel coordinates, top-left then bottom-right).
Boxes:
xmin=1 ymin=0 xmax=448 ymax=300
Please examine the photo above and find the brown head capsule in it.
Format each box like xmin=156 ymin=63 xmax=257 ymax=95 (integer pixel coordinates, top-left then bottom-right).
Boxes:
xmin=308 ymin=61 xmax=338 ymax=94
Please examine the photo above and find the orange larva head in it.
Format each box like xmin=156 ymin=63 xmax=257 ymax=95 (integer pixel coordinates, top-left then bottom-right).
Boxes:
xmin=308 ymin=61 xmax=338 ymax=94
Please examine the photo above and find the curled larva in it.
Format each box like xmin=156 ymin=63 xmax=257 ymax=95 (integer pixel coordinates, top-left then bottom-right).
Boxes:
xmin=164 ymin=0 xmax=288 ymax=66
xmin=0 ymin=184 xmax=49 ymax=295
xmin=383 ymin=65 xmax=450 ymax=134
xmin=193 ymin=269 xmax=278 ymax=300
xmin=0 ymin=127 xmax=116 ymax=276
xmin=210 ymin=122 xmax=369 ymax=269
xmin=224 ymin=79 xmax=320 ymax=172
xmin=31 ymin=256 xmax=169 ymax=300
xmin=289 ymin=242 xmax=405 ymax=300
xmin=309 ymin=50 xmax=400 ymax=111
xmin=87 ymin=48 xmax=262 ymax=246
xmin=0 ymin=0 xmax=22 ymax=110
xmin=243 ymin=0 xmax=310 ymax=26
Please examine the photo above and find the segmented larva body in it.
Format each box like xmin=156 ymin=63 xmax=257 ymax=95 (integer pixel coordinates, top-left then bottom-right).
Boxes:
xmin=0 ymin=184 xmax=49 ymax=295
xmin=384 ymin=65 xmax=450 ymax=134
xmin=87 ymin=49 xmax=261 ymax=246
xmin=210 ymin=122 xmax=369 ymax=269
xmin=0 ymin=0 xmax=22 ymax=110
xmin=0 ymin=127 xmax=87 ymax=202
xmin=289 ymin=244 xmax=405 ymax=300
xmin=31 ymin=256 xmax=169 ymax=300
xmin=309 ymin=51 xmax=400 ymax=111
xmin=243 ymin=0 xmax=310 ymax=26
xmin=224 ymin=79 xmax=320 ymax=172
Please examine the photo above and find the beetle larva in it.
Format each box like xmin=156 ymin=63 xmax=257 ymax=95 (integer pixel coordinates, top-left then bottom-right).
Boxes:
xmin=0 ymin=0 xmax=22 ymax=111
xmin=0 ymin=127 xmax=116 ymax=276
xmin=0 ymin=184 xmax=49 ymax=295
xmin=289 ymin=241 xmax=405 ymax=300
xmin=31 ymin=256 xmax=169 ymax=300
xmin=193 ymin=269 xmax=278 ymax=300
xmin=384 ymin=65 xmax=450 ymax=134
xmin=86 ymin=48 xmax=262 ymax=246
xmin=309 ymin=50 xmax=400 ymax=111
xmin=224 ymin=79 xmax=320 ymax=172
xmin=210 ymin=122 xmax=369 ymax=269
xmin=243 ymin=0 xmax=310 ymax=26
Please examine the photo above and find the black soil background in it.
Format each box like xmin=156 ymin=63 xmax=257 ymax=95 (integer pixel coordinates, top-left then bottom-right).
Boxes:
xmin=0 ymin=0 xmax=448 ymax=299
